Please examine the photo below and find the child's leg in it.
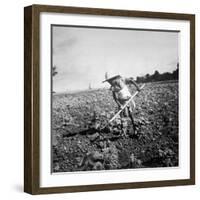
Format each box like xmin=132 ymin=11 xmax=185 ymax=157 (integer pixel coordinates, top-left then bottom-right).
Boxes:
xmin=119 ymin=109 xmax=124 ymax=131
xmin=127 ymin=106 xmax=136 ymax=134
xmin=119 ymin=107 xmax=128 ymax=136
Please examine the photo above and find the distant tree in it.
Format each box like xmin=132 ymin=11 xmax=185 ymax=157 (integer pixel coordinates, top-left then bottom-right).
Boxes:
xmin=162 ymin=72 xmax=171 ymax=80
xmin=154 ymin=70 xmax=160 ymax=77
xmin=136 ymin=76 xmax=140 ymax=83
xmin=89 ymin=83 xmax=92 ymax=90
xmin=145 ymin=73 xmax=150 ymax=79
xmin=145 ymin=74 xmax=150 ymax=82
xmin=136 ymin=76 xmax=145 ymax=83
xmin=52 ymin=66 xmax=58 ymax=93
xmin=152 ymin=70 xmax=160 ymax=81
xmin=52 ymin=66 xmax=58 ymax=77
xmin=172 ymin=63 xmax=179 ymax=79
xmin=105 ymin=72 xmax=108 ymax=80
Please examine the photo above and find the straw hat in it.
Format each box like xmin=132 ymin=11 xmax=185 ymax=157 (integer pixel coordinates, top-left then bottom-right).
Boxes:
xmin=102 ymin=72 xmax=121 ymax=83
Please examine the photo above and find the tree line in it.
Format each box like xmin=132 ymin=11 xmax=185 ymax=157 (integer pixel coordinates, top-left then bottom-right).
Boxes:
xmin=136 ymin=63 xmax=179 ymax=83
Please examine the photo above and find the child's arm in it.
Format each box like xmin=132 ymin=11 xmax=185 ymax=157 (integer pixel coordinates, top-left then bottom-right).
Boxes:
xmin=125 ymin=78 xmax=140 ymax=91
xmin=112 ymin=91 xmax=123 ymax=109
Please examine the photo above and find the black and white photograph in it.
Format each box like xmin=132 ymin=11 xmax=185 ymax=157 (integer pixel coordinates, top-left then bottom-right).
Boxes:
xmin=51 ymin=25 xmax=179 ymax=173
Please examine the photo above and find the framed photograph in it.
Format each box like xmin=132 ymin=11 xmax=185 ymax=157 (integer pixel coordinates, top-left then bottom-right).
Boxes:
xmin=24 ymin=4 xmax=195 ymax=194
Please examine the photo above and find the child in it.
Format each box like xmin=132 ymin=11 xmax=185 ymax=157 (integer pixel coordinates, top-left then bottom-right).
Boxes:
xmin=103 ymin=74 xmax=140 ymax=135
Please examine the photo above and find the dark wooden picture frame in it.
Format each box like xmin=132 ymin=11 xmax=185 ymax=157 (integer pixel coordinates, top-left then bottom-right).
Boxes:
xmin=24 ymin=4 xmax=195 ymax=195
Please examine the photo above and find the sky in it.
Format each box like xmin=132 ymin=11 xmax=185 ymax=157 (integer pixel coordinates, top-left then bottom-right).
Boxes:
xmin=52 ymin=25 xmax=179 ymax=93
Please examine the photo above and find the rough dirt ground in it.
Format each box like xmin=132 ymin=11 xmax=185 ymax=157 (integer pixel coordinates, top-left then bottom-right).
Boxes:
xmin=52 ymin=81 xmax=178 ymax=172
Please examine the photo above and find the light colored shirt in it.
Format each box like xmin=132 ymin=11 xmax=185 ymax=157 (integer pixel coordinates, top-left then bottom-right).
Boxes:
xmin=113 ymin=85 xmax=131 ymax=101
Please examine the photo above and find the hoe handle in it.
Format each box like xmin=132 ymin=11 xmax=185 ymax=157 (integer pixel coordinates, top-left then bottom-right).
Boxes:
xmin=106 ymin=83 xmax=145 ymax=126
